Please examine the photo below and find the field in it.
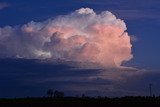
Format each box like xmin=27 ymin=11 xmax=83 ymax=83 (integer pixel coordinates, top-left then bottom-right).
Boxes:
xmin=0 ymin=96 xmax=160 ymax=107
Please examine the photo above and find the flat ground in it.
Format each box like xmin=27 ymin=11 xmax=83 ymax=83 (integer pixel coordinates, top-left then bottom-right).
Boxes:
xmin=0 ymin=97 xmax=160 ymax=107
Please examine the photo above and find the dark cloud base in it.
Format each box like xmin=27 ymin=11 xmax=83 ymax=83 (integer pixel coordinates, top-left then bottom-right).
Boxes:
xmin=0 ymin=58 xmax=160 ymax=98
xmin=0 ymin=58 xmax=102 ymax=98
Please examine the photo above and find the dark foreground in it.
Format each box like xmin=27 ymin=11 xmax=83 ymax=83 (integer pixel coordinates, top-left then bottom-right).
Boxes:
xmin=0 ymin=96 xmax=160 ymax=107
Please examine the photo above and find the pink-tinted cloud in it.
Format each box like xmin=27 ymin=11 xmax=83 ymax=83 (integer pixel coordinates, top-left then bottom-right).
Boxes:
xmin=0 ymin=8 xmax=133 ymax=68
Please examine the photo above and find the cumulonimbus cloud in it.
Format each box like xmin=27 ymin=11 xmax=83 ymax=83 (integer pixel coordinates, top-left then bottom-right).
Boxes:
xmin=0 ymin=8 xmax=133 ymax=68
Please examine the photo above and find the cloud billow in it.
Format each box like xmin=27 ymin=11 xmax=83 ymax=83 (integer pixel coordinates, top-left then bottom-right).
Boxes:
xmin=0 ymin=8 xmax=133 ymax=68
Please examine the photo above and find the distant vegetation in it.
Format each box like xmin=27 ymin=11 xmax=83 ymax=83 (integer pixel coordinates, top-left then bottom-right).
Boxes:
xmin=0 ymin=90 xmax=160 ymax=107
xmin=47 ymin=89 xmax=64 ymax=98
xmin=0 ymin=96 xmax=160 ymax=107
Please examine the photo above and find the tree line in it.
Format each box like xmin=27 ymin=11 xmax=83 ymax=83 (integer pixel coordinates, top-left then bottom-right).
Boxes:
xmin=47 ymin=89 xmax=64 ymax=98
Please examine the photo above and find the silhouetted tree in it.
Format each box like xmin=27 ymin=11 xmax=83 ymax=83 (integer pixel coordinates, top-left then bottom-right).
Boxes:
xmin=47 ymin=89 xmax=54 ymax=98
xmin=54 ymin=90 xmax=64 ymax=98
xmin=82 ymin=94 xmax=85 ymax=98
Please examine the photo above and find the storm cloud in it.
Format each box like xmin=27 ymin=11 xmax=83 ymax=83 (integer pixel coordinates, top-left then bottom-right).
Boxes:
xmin=0 ymin=8 xmax=133 ymax=68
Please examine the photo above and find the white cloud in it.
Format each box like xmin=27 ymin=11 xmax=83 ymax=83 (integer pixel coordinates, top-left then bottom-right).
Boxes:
xmin=0 ymin=8 xmax=133 ymax=68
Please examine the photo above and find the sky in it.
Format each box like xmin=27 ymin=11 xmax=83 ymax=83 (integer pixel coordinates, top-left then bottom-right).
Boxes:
xmin=0 ymin=0 xmax=160 ymax=98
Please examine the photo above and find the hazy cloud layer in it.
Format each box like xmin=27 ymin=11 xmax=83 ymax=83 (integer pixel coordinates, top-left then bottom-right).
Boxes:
xmin=79 ymin=0 xmax=160 ymax=20
xmin=0 ymin=2 xmax=9 ymax=10
xmin=0 ymin=59 xmax=158 ymax=98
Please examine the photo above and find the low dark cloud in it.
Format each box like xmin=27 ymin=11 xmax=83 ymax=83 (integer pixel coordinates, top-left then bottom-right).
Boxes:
xmin=0 ymin=58 xmax=159 ymax=98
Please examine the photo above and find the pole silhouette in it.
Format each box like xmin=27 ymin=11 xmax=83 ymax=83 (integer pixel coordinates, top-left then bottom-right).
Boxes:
xmin=149 ymin=84 xmax=152 ymax=97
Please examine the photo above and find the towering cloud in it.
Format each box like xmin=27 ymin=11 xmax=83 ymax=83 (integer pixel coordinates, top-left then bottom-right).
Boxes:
xmin=0 ymin=8 xmax=133 ymax=68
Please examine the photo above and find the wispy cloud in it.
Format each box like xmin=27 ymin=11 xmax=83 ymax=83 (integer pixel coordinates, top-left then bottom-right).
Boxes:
xmin=111 ymin=9 xmax=160 ymax=20
xmin=77 ymin=0 xmax=160 ymax=20
xmin=0 ymin=2 xmax=10 ymax=10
